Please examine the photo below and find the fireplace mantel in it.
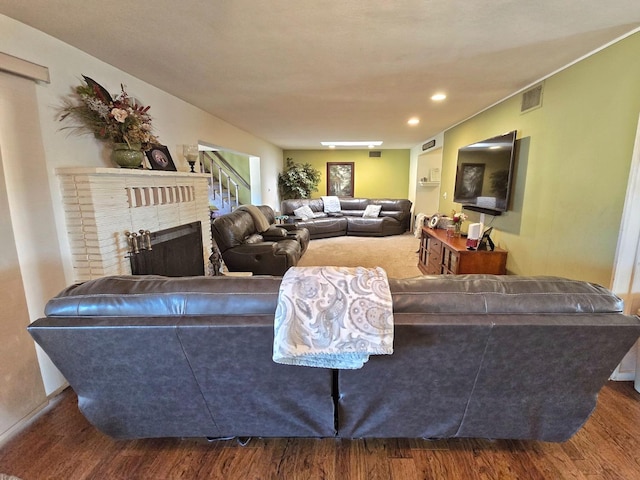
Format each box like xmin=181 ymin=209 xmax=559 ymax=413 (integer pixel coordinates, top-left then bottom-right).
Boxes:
xmin=57 ymin=167 xmax=212 ymax=282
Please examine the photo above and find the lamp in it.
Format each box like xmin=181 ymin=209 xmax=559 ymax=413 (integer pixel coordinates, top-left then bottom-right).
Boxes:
xmin=183 ymin=144 xmax=199 ymax=173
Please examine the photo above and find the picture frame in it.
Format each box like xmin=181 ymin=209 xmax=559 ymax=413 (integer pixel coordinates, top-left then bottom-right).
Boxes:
xmin=327 ymin=162 xmax=354 ymax=197
xmin=146 ymin=145 xmax=177 ymax=171
xmin=479 ymin=226 xmax=495 ymax=251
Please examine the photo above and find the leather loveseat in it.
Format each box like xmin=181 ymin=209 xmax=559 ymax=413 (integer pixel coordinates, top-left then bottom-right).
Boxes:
xmin=29 ymin=274 xmax=640 ymax=442
xmin=211 ymin=205 xmax=310 ymax=276
xmin=280 ymin=198 xmax=412 ymax=239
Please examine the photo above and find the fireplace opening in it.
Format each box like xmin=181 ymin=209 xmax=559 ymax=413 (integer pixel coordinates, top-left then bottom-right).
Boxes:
xmin=128 ymin=221 xmax=205 ymax=276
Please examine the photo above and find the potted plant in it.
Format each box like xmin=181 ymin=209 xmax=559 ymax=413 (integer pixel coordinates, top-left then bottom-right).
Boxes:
xmin=278 ymin=157 xmax=321 ymax=199
xmin=59 ymin=75 xmax=159 ymax=168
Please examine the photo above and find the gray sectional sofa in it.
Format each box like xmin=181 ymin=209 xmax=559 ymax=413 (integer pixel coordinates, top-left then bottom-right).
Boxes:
xmin=280 ymin=198 xmax=412 ymax=239
xmin=29 ymin=274 xmax=640 ymax=441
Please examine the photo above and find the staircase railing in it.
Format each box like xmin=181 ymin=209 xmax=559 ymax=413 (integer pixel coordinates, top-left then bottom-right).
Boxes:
xmin=203 ymin=151 xmax=251 ymax=211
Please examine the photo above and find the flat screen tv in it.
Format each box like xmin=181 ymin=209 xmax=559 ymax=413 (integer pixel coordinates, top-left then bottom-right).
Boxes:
xmin=453 ymin=130 xmax=517 ymax=215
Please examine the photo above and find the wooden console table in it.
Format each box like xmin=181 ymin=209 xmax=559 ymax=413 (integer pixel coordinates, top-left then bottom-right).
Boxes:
xmin=418 ymin=227 xmax=507 ymax=275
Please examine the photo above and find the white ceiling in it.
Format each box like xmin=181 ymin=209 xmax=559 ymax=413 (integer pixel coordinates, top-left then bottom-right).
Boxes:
xmin=2 ymin=1 xmax=639 ymax=149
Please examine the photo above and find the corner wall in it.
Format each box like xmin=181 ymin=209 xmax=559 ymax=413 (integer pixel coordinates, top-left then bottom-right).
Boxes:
xmin=438 ymin=32 xmax=640 ymax=287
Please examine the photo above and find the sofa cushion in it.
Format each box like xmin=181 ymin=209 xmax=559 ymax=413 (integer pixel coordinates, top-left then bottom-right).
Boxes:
xmin=294 ymin=216 xmax=348 ymax=238
xmin=363 ymin=205 xmax=382 ymax=218
xmin=346 ymin=216 xmax=397 ymax=235
xmin=388 ymin=275 xmax=625 ymax=314
xmin=339 ymin=198 xmax=370 ymax=211
xmin=282 ymin=199 xmax=325 ymax=214
xmin=257 ymin=205 xmax=276 ymax=224
xmin=212 ymin=210 xmax=256 ymax=252
xmin=44 ymin=275 xmax=283 ymax=317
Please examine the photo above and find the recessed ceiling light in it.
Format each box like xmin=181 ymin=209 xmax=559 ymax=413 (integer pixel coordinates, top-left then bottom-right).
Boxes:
xmin=431 ymin=93 xmax=447 ymax=101
xmin=321 ymin=141 xmax=383 ymax=147
xmin=407 ymin=117 xmax=420 ymax=126
xmin=329 ymin=145 xmax=336 ymax=149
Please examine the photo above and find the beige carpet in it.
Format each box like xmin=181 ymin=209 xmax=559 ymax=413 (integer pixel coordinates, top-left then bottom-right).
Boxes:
xmin=297 ymin=232 xmax=422 ymax=279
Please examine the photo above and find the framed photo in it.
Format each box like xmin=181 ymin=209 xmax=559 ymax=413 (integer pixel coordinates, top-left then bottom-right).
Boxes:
xmin=327 ymin=162 xmax=354 ymax=197
xmin=146 ymin=145 xmax=177 ymax=171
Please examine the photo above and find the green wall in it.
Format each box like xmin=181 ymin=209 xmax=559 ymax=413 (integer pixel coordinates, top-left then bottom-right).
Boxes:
xmin=282 ymin=149 xmax=410 ymax=199
xmin=223 ymin=151 xmax=252 ymax=205
xmin=439 ymin=32 xmax=640 ymax=285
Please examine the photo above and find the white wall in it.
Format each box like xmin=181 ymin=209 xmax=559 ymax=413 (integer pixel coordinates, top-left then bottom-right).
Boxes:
xmin=0 ymin=70 xmax=67 ymax=400
xmin=0 ymin=141 xmax=47 ymax=444
xmin=0 ymin=14 xmax=283 ymax=407
xmin=409 ymin=132 xmax=444 ymax=218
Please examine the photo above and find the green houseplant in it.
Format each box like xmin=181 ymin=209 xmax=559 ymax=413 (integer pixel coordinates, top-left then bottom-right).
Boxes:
xmin=278 ymin=157 xmax=321 ymax=199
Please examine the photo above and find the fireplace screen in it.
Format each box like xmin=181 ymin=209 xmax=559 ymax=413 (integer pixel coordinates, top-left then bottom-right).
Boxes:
xmin=128 ymin=221 xmax=205 ymax=276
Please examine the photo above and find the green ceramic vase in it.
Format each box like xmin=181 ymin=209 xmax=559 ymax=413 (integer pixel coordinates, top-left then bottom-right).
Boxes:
xmin=111 ymin=143 xmax=144 ymax=168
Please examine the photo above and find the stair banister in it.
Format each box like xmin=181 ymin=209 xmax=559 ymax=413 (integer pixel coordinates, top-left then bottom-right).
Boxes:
xmin=204 ymin=151 xmax=248 ymax=213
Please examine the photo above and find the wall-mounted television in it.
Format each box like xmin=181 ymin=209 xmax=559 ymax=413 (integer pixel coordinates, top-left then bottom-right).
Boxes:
xmin=453 ymin=130 xmax=517 ymax=216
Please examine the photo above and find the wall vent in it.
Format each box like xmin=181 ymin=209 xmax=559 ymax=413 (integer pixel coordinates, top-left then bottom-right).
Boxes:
xmin=521 ymin=83 xmax=543 ymax=113
xmin=369 ymin=151 xmax=382 ymax=158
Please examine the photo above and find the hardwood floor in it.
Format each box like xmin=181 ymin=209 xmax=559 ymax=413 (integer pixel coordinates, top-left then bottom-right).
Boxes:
xmin=2 ymin=382 xmax=640 ymax=479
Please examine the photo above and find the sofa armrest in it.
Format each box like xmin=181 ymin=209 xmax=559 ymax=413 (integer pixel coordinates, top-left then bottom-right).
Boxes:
xmin=271 ymin=239 xmax=302 ymax=258
xmin=261 ymin=226 xmax=288 ymax=241
xmin=278 ymin=223 xmax=299 ymax=231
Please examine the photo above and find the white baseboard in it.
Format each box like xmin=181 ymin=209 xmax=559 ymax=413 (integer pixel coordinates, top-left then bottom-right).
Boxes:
xmin=0 ymin=383 xmax=68 ymax=449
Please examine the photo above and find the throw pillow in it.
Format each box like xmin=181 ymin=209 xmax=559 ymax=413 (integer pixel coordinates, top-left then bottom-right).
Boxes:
xmin=293 ymin=205 xmax=315 ymax=220
xmin=363 ymin=205 xmax=382 ymax=218
xmin=321 ymin=196 xmax=341 ymax=213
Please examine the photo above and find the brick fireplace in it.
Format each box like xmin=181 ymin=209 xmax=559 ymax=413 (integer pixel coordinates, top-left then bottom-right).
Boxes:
xmin=57 ymin=167 xmax=212 ymax=282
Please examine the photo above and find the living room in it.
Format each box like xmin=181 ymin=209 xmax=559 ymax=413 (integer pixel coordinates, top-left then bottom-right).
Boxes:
xmin=2 ymin=4 xmax=640 ymax=478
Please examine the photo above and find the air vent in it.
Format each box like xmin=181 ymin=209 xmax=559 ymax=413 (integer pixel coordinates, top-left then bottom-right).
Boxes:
xmin=369 ymin=151 xmax=382 ymax=158
xmin=521 ymin=83 xmax=543 ymax=113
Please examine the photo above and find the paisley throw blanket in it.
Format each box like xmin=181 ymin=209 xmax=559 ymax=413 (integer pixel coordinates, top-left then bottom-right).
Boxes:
xmin=273 ymin=266 xmax=394 ymax=369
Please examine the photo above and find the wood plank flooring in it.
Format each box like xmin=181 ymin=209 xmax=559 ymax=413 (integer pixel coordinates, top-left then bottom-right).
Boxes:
xmin=2 ymin=382 xmax=640 ymax=479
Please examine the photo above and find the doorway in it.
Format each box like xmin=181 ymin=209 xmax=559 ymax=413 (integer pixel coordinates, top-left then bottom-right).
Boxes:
xmin=198 ymin=141 xmax=260 ymax=215
xmin=610 ymin=113 xmax=640 ymax=384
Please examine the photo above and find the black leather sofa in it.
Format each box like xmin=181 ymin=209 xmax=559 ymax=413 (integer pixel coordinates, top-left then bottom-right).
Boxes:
xmin=29 ymin=274 xmax=640 ymax=441
xmin=211 ymin=205 xmax=310 ymax=276
xmin=280 ymin=198 xmax=412 ymax=239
